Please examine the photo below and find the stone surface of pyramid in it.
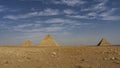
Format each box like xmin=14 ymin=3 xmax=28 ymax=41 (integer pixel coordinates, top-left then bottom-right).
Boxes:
xmin=97 ymin=38 xmax=111 ymax=46
xmin=39 ymin=34 xmax=58 ymax=46
xmin=23 ymin=40 xmax=34 ymax=46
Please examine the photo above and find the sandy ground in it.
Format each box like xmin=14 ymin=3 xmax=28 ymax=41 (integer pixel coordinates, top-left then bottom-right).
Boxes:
xmin=0 ymin=46 xmax=120 ymax=68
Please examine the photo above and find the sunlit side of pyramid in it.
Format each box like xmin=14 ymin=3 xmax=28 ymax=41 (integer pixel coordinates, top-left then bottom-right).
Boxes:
xmin=39 ymin=34 xmax=58 ymax=46
xmin=23 ymin=40 xmax=34 ymax=46
xmin=97 ymin=38 xmax=111 ymax=46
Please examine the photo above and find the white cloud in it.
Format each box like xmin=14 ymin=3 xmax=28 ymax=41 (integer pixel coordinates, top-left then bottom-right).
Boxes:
xmin=45 ymin=26 xmax=64 ymax=32
xmin=87 ymin=12 xmax=97 ymax=17
xmin=14 ymin=24 xmax=34 ymax=29
xmin=3 ymin=12 xmax=38 ymax=20
xmin=99 ymin=8 xmax=116 ymax=17
xmin=3 ymin=8 xmax=78 ymax=20
xmin=14 ymin=23 xmax=42 ymax=28
xmin=3 ymin=8 xmax=60 ymax=20
xmin=94 ymin=0 xmax=108 ymax=11
xmin=81 ymin=0 xmax=108 ymax=12
xmin=45 ymin=18 xmax=72 ymax=24
xmin=53 ymin=0 xmax=86 ymax=6
xmin=2 ymin=0 xmax=119 ymax=22
xmin=73 ymin=23 xmax=91 ymax=26
xmin=98 ymin=8 xmax=120 ymax=20
xmin=0 ymin=23 xmax=9 ymax=30
xmin=13 ymin=26 xmax=64 ymax=33
xmin=67 ymin=15 xmax=91 ymax=19
xmin=0 ymin=5 xmax=8 ymax=12
xmin=3 ymin=19 xmax=65 ymax=33
xmin=101 ymin=16 xmax=120 ymax=20
xmin=67 ymin=11 xmax=120 ymax=21
xmin=36 ymin=8 xmax=60 ymax=16
xmin=44 ymin=18 xmax=91 ymax=28
xmin=3 ymin=17 xmax=91 ymax=33
xmin=0 ymin=5 xmax=21 ymax=13
xmin=68 ymin=6 xmax=120 ymax=21
xmin=14 ymin=28 xmax=42 ymax=33
xmin=63 ymin=9 xmax=77 ymax=14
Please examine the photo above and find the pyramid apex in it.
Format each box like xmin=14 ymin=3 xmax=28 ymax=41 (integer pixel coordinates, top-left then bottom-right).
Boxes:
xmin=25 ymin=40 xmax=31 ymax=42
xmin=44 ymin=34 xmax=53 ymax=40
xmin=101 ymin=38 xmax=106 ymax=40
xmin=46 ymin=34 xmax=52 ymax=38
xmin=23 ymin=40 xmax=34 ymax=46
xmin=47 ymin=34 xmax=51 ymax=36
xmin=39 ymin=34 xmax=59 ymax=46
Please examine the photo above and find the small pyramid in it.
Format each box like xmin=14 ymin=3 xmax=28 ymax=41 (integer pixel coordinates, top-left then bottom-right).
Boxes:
xmin=39 ymin=34 xmax=58 ymax=46
xmin=23 ymin=40 xmax=34 ymax=46
xmin=97 ymin=38 xmax=111 ymax=46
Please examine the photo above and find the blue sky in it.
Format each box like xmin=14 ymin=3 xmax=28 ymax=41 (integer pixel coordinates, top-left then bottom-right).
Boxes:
xmin=0 ymin=0 xmax=120 ymax=46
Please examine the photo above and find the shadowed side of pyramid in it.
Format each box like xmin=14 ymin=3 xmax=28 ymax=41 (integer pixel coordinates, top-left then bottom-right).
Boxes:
xmin=23 ymin=40 xmax=34 ymax=46
xmin=39 ymin=34 xmax=59 ymax=46
xmin=97 ymin=38 xmax=111 ymax=46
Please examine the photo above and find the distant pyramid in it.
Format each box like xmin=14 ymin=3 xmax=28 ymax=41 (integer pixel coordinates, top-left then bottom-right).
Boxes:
xmin=39 ymin=34 xmax=58 ymax=46
xmin=97 ymin=38 xmax=111 ymax=46
xmin=23 ymin=40 xmax=34 ymax=46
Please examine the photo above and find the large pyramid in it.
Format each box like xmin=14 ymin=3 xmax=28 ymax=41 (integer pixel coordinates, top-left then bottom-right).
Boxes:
xmin=97 ymin=38 xmax=111 ymax=46
xmin=39 ymin=34 xmax=58 ymax=46
xmin=23 ymin=40 xmax=34 ymax=46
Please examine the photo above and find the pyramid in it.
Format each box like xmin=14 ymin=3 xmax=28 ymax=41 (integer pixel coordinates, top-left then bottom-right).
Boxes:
xmin=97 ymin=38 xmax=111 ymax=46
xmin=23 ymin=40 xmax=34 ymax=46
xmin=39 ymin=34 xmax=58 ymax=46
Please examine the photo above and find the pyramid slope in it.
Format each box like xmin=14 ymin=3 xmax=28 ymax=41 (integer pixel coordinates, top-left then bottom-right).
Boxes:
xmin=23 ymin=40 xmax=34 ymax=46
xmin=39 ymin=34 xmax=58 ymax=46
xmin=97 ymin=38 xmax=111 ymax=46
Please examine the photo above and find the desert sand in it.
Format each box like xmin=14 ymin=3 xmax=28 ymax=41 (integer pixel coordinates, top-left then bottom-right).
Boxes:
xmin=0 ymin=46 xmax=120 ymax=68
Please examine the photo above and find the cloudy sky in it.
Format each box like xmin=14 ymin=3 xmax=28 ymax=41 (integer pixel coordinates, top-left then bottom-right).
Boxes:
xmin=0 ymin=0 xmax=120 ymax=46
